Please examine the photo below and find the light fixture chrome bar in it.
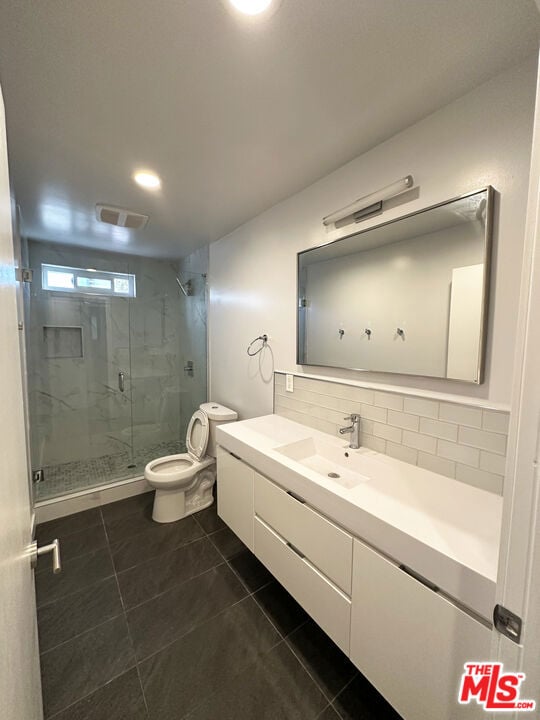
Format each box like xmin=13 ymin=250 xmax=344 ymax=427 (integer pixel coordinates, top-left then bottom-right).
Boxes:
xmin=322 ymin=175 xmax=414 ymax=227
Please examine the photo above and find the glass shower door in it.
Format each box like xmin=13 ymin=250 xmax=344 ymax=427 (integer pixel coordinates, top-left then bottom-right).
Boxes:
xmin=83 ymin=291 xmax=134 ymax=481
xmin=27 ymin=243 xmax=134 ymax=500
xmin=127 ymin=258 xmax=208 ymax=471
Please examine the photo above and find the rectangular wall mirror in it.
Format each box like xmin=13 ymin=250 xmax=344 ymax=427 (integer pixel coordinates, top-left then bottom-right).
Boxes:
xmin=297 ymin=187 xmax=493 ymax=383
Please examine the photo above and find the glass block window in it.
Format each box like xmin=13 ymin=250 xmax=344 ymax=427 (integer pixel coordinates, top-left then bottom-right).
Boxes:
xmin=42 ymin=264 xmax=136 ymax=297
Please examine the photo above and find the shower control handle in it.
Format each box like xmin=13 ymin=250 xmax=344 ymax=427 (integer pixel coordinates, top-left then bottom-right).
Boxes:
xmin=118 ymin=371 xmax=125 ymax=393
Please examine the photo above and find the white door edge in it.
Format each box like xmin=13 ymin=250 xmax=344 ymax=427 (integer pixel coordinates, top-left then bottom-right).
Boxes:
xmin=493 ymin=46 xmax=540 ymax=715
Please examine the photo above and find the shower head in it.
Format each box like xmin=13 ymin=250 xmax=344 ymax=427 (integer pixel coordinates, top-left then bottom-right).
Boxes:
xmin=176 ymin=277 xmax=193 ymax=297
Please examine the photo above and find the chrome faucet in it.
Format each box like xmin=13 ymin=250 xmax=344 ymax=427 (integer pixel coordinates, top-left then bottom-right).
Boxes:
xmin=339 ymin=414 xmax=361 ymax=449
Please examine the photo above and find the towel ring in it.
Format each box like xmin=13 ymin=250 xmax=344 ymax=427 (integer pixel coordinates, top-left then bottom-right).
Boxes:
xmin=247 ymin=334 xmax=268 ymax=356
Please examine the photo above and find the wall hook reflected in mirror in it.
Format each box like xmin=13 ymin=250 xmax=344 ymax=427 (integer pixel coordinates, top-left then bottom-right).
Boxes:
xmin=338 ymin=328 xmax=345 ymax=339
xmin=364 ymin=328 xmax=372 ymax=340
xmin=396 ymin=327 xmax=405 ymax=339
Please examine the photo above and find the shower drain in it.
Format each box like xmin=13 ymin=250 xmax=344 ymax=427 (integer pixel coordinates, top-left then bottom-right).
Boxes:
xmin=328 ymin=472 xmax=340 ymax=479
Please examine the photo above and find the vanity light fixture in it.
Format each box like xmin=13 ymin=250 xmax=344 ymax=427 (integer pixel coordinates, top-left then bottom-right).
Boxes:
xmin=322 ymin=175 xmax=414 ymax=227
xmin=133 ymin=170 xmax=161 ymax=190
xmin=229 ymin=0 xmax=273 ymax=15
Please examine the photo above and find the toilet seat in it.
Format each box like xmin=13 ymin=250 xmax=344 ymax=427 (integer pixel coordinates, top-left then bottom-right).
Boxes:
xmin=144 ymin=452 xmax=214 ymax=488
xmin=144 ymin=409 xmax=212 ymax=489
xmin=186 ymin=409 xmax=209 ymax=461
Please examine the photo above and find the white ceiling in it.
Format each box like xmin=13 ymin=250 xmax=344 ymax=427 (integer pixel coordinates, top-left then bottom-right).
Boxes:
xmin=0 ymin=0 xmax=538 ymax=259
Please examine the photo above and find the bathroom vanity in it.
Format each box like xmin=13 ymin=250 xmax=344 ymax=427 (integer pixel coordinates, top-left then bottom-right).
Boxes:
xmin=216 ymin=414 xmax=502 ymax=720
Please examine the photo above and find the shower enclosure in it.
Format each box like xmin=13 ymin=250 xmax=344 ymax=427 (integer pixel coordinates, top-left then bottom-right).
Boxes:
xmin=25 ymin=240 xmax=207 ymax=502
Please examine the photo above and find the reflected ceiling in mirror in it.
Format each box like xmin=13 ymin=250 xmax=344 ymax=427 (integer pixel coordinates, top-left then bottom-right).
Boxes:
xmin=297 ymin=188 xmax=493 ymax=383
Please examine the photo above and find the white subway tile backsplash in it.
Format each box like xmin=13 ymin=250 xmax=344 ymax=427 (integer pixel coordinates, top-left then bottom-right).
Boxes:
xmin=273 ymin=373 xmax=508 ymax=495
xmin=361 ymin=434 xmax=387 ymax=453
xmin=373 ymin=422 xmax=402 ymax=443
xmin=374 ymin=391 xmax=404 ymax=411
xmin=275 ymin=383 xmax=287 ymax=398
xmin=275 ymin=405 xmax=307 ymax=426
xmin=386 ymin=442 xmax=418 ymax=465
xmin=276 ymin=404 xmax=338 ymax=438
xmin=309 ymin=403 xmax=345 ymax=425
xmin=455 ymin=464 xmax=504 ymax=494
xmin=458 ymin=426 xmax=507 ymax=456
xmin=417 ymin=452 xmax=456 ymax=478
xmin=283 ymin=387 xmax=330 ymax=408
xmin=276 ymin=394 xmax=310 ymax=413
xmin=439 ymin=403 xmax=483 ymax=428
xmin=310 ymin=415 xmax=342 ymax=437
xmin=402 ymin=430 xmax=438 ymax=454
xmin=419 ymin=417 xmax=458 ymax=442
xmin=338 ymin=384 xmax=375 ymax=405
xmin=337 ymin=398 xmax=365 ymax=417
xmin=387 ymin=410 xmax=419 ymax=431
xmin=437 ymin=440 xmax=480 ymax=468
xmin=482 ymin=409 xmax=510 ymax=434
xmin=480 ymin=450 xmax=506 ymax=476
xmin=359 ymin=403 xmax=388 ymax=423
xmin=360 ymin=418 xmax=375 ymax=436
xmin=403 ymin=396 xmax=439 ymax=419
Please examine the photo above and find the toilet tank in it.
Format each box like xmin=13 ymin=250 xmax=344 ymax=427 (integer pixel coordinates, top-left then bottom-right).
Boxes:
xmin=200 ymin=402 xmax=238 ymax=457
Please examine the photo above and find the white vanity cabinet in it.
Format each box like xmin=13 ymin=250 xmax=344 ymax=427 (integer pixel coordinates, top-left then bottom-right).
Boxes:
xmin=350 ymin=539 xmax=491 ymax=720
xmin=216 ymin=447 xmax=254 ymax=551
xmin=216 ymin=445 xmax=493 ymax=719
xmin=253 ymin=473 xmax=352 ymax=654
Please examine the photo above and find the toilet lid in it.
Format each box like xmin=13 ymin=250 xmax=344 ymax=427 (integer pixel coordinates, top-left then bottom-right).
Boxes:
xmin=186 ymin=409 xmax=209 ymax=461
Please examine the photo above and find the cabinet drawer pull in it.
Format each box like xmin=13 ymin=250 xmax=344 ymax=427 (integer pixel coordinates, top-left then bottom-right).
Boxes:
xmin=286 ymin=490 xmax=306 ymax=504
xmin=399 ymin=564 xmax=439 ymax=593
xmin=229 ymin=451 xmax=242 ymax=461
xmin=287 ymin=541 xmax=305 ymax=559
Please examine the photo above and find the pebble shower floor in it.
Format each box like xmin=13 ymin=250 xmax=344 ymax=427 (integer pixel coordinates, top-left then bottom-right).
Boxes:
xmin=35 ymin=440 xmax=184 ymax=501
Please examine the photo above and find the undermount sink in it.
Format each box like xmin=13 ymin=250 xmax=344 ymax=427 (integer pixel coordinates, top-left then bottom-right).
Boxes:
xmin=275 ymin=437 xmax=369 ymax=489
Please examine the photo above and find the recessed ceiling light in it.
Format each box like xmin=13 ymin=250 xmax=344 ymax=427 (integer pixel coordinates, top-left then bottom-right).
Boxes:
xmin=229 ymin=0 xmax=273 ymax=15
xmin=133 ymin=171 xmax=161 ymax=190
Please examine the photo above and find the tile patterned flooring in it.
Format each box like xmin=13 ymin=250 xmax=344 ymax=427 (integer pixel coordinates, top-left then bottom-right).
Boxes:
xmin=35 ymin=492 xmax=402 ymax=720
xmin=36 ymin=441 xmax=184 ymax=501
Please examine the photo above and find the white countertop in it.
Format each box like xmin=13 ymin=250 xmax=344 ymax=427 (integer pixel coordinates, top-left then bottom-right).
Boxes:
xmin=216 ymin=413 xmax=502 ymax=620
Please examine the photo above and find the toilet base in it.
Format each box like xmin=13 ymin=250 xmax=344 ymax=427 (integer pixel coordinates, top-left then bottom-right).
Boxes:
xmin=152 ymin=468 xmax=216 ymax=523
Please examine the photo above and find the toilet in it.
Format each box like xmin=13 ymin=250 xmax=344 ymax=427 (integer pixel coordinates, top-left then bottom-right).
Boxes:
xmin=144 ymin=402 xmax=238 ymax=523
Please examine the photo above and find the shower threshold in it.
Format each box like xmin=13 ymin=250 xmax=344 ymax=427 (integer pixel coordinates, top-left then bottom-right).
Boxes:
xmin=35 ymin=439 xmax=184 ymax=501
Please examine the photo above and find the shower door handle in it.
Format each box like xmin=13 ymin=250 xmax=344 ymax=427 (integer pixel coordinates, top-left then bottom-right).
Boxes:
xmin=118 ymin=372 xmax=125 ymax=393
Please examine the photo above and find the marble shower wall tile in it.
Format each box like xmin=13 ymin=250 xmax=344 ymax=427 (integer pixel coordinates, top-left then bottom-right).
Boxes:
xmin=177 ymin=247 xmax=209 ymax=438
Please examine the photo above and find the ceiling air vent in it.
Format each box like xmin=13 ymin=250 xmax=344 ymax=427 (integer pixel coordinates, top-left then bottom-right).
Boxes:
xmin=95 ymin=204 xmax=149 ymax=230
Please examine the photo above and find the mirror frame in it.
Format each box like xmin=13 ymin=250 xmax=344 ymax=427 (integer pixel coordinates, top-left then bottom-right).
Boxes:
xmin=296 ymin=186 xmax=494 ymax=384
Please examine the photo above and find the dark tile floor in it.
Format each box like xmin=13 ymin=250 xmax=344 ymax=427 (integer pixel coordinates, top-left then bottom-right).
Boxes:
xmin=35 ymin=492 xmax=401 ymax=720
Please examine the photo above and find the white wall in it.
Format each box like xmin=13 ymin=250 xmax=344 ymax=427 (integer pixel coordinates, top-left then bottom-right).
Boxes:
xmin=209 ymin=59 xmax=537 ymax=419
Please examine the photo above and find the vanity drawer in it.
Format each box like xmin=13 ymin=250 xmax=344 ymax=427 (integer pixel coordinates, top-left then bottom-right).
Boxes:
xmin=254 ymin=516 xmax=351 ymax=654
xmin=254 ymin=472 xmax=353 ymax=593
xmin=216 ymin=447 xmax=254 ymax=551
xmin=350 ymin=539 xmax=491 ymax=720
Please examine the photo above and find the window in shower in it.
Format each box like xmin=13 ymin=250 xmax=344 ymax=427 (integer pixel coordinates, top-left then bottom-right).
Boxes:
xmin=42 ymin=263 xmax=136 ymax=297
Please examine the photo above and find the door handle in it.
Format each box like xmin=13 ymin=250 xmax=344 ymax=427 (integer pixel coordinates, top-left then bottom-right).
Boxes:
xmin=118 ymin=371 xmax=125 ymax=393
xmin=30 ymin=538 xmax=62 ymax=574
